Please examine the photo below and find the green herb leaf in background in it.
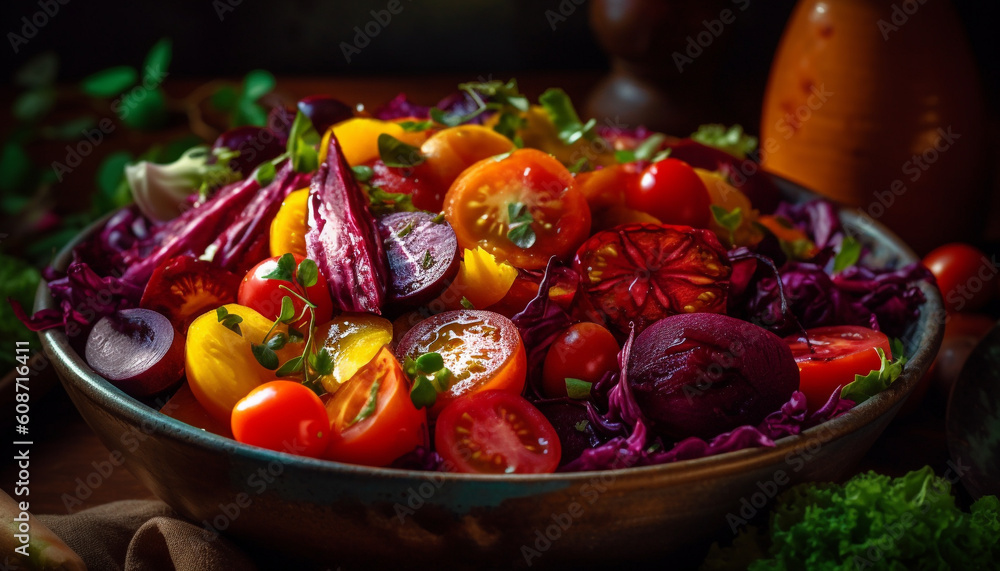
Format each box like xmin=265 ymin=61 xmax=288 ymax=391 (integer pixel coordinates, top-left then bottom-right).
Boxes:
xmin=142 ymin=38 xmax=172 ymax=82
xmin=691 ymin=124 xmax=758 ymax=160
xmin=539 ymin=88 xmax=599 ymax=145
xmin=12 ymin=87 xmax=56 ymax=123
xmin=81 ymin=66 xmax=137 ymax=97
xmin=14 ymin=51 xmax=58 ymax=89
xmin=378 ymin=134 xmax=426 ymax=168
xmin=0 ymin=254 xmax=42 ymax=370
xmin=832 ymin=235 xmax=862 ymax=273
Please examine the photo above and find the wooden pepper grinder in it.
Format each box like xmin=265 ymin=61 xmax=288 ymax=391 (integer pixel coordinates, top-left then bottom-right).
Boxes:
xmin=760 ymin=0 xmax=988 ymax=254
xmin=586 ymin=0 xmax=737 ymax=135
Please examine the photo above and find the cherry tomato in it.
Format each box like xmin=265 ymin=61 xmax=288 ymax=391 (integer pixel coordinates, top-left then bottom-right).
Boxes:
xmin=324 ymin=347 xmax=427 ymax=467
xmin=416 ymin=125 xmax=517 ymax=212
xmin=573 ymin=223 xmax=732 ymax=337
xmin=443 ymin=149 xmax=591 ymax=270
xmin=542 ymin=323 xmax=620 ymax=398
xmin=395 ymin=309 xmax=527 ymax=417
xmin=922 ymin=243 xmax=996 ymax=313
xmin=231 ymin=381 xmax=329 ymax=458
xmin=238 ymin=255 xmax=334 ymax=334
xmin=140 ymin=256 xmax=242 ymax=332
xmin=628 ymin=158 xmax=712 ymax=228
xmin=185 ymin=304 xmax=303 ymax=422
xmin=435 ymin=390 xmax=561 ymax=474
xmin=575 ymin=162 xmax=639 ymax=211
xmin=269 ymin=188 xmax=310 ymax=258
xmin=784 ymin=326 xmax=892 ymax=412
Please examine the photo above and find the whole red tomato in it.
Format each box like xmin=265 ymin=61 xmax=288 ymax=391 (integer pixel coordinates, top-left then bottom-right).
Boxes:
xmin=923 ymin=243 xmax=996 ymax=312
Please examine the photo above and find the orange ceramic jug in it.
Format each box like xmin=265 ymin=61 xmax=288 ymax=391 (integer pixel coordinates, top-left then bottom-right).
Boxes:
xmin=761 ymin=0 xmax=987 ymax=254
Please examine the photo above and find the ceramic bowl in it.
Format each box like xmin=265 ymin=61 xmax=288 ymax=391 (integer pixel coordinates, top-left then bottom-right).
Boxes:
xmin=36 ymin=177 xmax=944 ymax=568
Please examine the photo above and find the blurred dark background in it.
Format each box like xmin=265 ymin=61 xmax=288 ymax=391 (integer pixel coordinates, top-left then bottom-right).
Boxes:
xmin=1 ymin=0 xmax=996 ymax=132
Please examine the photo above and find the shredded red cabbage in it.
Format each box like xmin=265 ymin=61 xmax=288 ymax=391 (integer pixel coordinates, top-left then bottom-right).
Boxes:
xmin=511 ymin=257 xmax=575 ymax=399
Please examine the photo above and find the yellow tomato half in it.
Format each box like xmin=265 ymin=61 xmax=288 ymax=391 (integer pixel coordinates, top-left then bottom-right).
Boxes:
xmin=314 ymin=314 xmax=394 ymax=394
xmin=185 ymin=304 xmax=301 ymax=423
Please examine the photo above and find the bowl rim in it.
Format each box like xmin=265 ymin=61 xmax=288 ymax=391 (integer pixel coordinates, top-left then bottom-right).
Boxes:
xmin=36 ymin=174 xmax=945 ymax=485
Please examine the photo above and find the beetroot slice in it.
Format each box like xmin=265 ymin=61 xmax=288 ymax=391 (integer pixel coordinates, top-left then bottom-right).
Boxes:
xmin=378 ymin=211 xmax=460 ymax=307
xmin=85 ymin=308 xmax=184 ymax=397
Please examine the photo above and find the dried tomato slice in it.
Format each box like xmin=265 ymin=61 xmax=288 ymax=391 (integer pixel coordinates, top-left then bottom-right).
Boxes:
xmin=572 ymin=223 xmax=732 ymax=336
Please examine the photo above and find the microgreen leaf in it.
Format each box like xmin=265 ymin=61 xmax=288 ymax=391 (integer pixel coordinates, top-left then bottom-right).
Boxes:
xmin=242 ymin=69 xmax=276 ymax=102
xmin=506 ymin=202 xmax=536 ymax=249
xmin=539 ymin=88 xmax=599 ymax=145
xmin=429 ymin=107 xmax=467 ymax=127
xmin=14 ymin=51 xmax=58 ymax=89
xmin=421 ymin=249 xmax=434 ymax=270
xmin=309 ymin=348 xmax=335 ymax=376
xmin=13 ymin=87 xmax=55 ymax=122
xmin=143 ymin=38 xmax=172 ymax=82
xmin=267 ymin=332 xmax=289 ymax=351
xmin=296 ymin=258 xmax=319 ymax=288
xmin=565 ymin=378 xmax=593 ymax=400
xmin=81 ymin=66 xmax=137 ymax=97
xmin=460 ymin=296 xmax=475 ymax=309
xmin=840 ymin=346 xmax=908 ymax=404
xmin=711 ymin=205 xmax=743 ymax=233
xmin=378 ymin=134 xmax=426 ymax=168
xmin=415 ymin=352 xmax=445 ymax=373
xmin=216 ymin=307 xmax=243 ymax=336
xmin=286 ymin=111 xmax=320 ymax=173
xmin=574 ymin=420 xmax=590 ymax=433
xmin=690 ymin=124 xmax=758 ymax=160
xmin=351 ymin=165 xmax=374 ymax=183
xmin=255 ymin=161 xmax=276 ymax=185
xmin=349 ymin=381 xmax=380 ymax=426
xmin=367 ymin=187 xmax=417 ymax=215
xmin=568 ymin=157 xmax=592 ymax=174
xmin=833 ymin=236 xmax=862 ymax=273
xmin=396 ymin=221 xmax=414 ymax=238
xmin=251 ymin=343 xmax=280 ymax=370
xmin=431 ymin=213 xmax=446 ymax=224
xmin=287 ymin=327 xmax=305 ymax=344
xmin=275 ymin=355 xmax=304 ymax=377
xmin=263 ymin=253 xmax=296 ymax=282
xmin=398 ymin=120 xmax=434 ymax=132
xmin=278 ymin=296 xmax=296 ymax=323
xmin=410 ymin=376 xmax=438 ymax=409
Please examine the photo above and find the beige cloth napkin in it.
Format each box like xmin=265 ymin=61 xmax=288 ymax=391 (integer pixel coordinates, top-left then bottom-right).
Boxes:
xmin=38 ymin=500 xmax=256 ymax=571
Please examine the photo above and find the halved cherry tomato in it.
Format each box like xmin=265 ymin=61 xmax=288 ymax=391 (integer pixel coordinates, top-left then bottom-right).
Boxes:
xmin=186 ymin=304 xmax=303 ymax=422
xmin=324 ymin=347 xmax=426 ymax=467
xmin=573 ymin=223 xmax=732 ymax=337
xmin=365 ymin=159 xmax=438 ymax=211
xmin=238 ymin=255 xmax=334 ymax=334
xmin=628 ymin=158 xmax=712 ymax=228
xmin=395 ymin=309 xmax=527 ymax=416
xmin=140 ymin=256 xmax=242 ymax=332
xmin=443 ymin=149 xmax=591 ymax=270
xmin=922 ymin=243 xmax=996 ymax=313
xmin=784 ymin=326 xmax=892 ymax=412
xmin=314 ymin=314 xmax=394 ymax=394
xmin=435 ymin=390 xmax=561 ymax=474
xmin=232 ymin=381 xmax=329 ymax=458
xmin=269 ymin=188 xmax=310 ymax=258
xmin=542 ymin=323 xmax=620 ymax=398
xmin=416 ymin=125 xmax=517 ymax=212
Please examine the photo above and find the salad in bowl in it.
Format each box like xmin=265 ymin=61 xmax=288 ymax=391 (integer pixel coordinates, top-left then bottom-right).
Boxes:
xmin=19 ymin=80 xmax=935 ymax=479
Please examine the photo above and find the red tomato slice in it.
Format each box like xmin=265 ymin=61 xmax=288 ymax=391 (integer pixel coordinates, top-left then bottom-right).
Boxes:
xmin=395 ymin=309 xmax=526 ymax=417
xmin=784 ymin=325 xmax=892 ymax=411
xmin=443 ymin=148 xmax=591 ymax=270
xmin=324 ymin=347 xmax=427 ymax=467
xmin=140 ymin=255 xmax=242 ymax=332
xmin=435 ymin=390 xmax=561 ymax=474
xmin=231 ymin=381 xmax=329 ymax=458
xmin=573 ymin=223 xmax=732 ymax=337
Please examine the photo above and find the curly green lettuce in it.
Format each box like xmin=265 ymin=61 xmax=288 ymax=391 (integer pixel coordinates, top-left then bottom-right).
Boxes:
xmin=703 ymin=467 xmax=1000 ymax=570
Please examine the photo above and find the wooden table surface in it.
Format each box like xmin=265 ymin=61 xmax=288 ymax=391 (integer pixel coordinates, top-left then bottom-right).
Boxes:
xmin=0 ymin=73 xmax=975 ymax=566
